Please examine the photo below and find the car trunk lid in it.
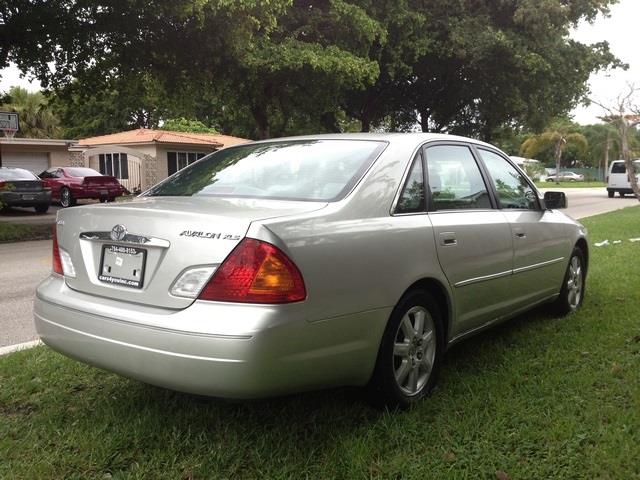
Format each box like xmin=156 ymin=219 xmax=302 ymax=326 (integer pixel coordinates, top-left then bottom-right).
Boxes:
xmin=56 ymin=196 xmax=327 ymax=309
xmin=3 ymin=180 xmax=45 ymax=191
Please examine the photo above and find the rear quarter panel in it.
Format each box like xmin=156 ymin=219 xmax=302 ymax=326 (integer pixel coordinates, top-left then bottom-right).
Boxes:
xmin=252 ymin=139 xmax=452 ymax=330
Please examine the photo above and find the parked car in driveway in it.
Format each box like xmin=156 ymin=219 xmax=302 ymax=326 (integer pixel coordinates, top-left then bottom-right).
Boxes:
xmin=39 ymin=167 xmax=127 ymax=207
xmin=545 ymin=171 xmax=584 ymax=182
xmin=34 ymin=134 xmax=588 ymax=408
xmin=0 ymin=167 xmax=52 ymax=213
xmin=606 ymin=159 xmax=640 ymax=197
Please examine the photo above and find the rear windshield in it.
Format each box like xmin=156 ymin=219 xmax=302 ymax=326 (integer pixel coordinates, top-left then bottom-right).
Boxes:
xmin=611 ymin=161 xmax=640 ymax=174
xmin=66 ymin=167 xmax=102 ymax=177
xmin=145 ymin=140 xmax=387 ymax=201
xmin=0 ymin=168 xmax=38 ymax=181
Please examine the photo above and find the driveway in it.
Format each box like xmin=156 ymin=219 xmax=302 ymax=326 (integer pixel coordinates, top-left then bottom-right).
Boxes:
xmin=0 ymin=240 xmax=51 ymax=348
xmin=0 ymin=205 xmax=60 ymax=224
xmin=1 ymin=188 xmax=638 ymax=350
xmin=0 ymin=199 xmax=100 ymax=224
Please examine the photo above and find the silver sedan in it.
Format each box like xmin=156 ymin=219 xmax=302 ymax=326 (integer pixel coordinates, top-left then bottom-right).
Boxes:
xmin=34 ymin=134 xmax=587 ymax=408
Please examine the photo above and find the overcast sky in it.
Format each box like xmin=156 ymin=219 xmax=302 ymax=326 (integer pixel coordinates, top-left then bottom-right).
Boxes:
xmin=1 ymin=0 xmax=638 ymax=126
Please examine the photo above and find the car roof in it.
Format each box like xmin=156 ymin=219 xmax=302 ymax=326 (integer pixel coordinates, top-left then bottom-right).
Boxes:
xmin=246 ymin=132 xmax=498 ymax=149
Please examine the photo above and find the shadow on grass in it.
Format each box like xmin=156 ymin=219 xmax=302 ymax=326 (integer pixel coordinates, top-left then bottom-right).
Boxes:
xmin=1 ymin=301 xmax=587 ymax=477
xmin=65 ymin=304 xmax=560 ymax=434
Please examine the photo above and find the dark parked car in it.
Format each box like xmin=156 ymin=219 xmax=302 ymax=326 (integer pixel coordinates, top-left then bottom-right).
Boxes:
xmin=39 ymin=167 xmax=127 ymax=207
xmin=0 ymin=167 xmax=52 ymax=213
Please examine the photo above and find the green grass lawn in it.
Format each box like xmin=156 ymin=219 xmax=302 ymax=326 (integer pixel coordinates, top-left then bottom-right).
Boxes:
xmin=0 ymin=222 xmax=52 ymax=243
xmin=2 ymin=207 xmax=640 ymax=479
xmin=535 ymin=181 xmax=606 ymax=189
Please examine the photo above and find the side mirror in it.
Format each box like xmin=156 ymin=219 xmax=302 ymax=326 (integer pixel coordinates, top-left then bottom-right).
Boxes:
xmin=544 ymin=191 xmax=567 ymax=209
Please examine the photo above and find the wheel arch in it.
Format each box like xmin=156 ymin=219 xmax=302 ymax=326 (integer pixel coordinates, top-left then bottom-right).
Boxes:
xmin=575 ymin=237 xmax=589 ymax=274
xmin=401 ymin=277 xmax=453 ymax=342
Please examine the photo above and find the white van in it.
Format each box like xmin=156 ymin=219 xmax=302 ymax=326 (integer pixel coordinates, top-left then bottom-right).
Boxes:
xmin=607 ymin=159 xmax=640 ymax=198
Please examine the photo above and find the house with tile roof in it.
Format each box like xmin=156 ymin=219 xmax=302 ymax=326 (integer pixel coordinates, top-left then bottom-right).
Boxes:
xmin=69 ymin=128 xmax=250 ymax=192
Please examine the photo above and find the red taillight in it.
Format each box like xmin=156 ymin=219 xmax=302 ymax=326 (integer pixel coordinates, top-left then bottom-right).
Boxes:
xmin=198 ymin=238 xmax=306 ymax=304
xmin=52 ymin=225 xmax=63 ymax=275
xmin=0 ymin=181 xmax=5 ymax=188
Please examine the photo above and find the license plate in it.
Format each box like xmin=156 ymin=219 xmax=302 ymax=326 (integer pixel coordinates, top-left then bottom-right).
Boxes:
xmin=22 ymin=194 xmax=35 ymax=200
xmin=98 ymin=244 xmax=146 ymax=288
xmin=100 ymin=190 xmax=109 ymax=196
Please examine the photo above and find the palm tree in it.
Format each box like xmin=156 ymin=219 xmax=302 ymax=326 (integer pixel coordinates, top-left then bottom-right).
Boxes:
xmin=1 ymin=86 xmax=61 ymax=138
xmin=520 ymin=124 xmax=588 ymax=184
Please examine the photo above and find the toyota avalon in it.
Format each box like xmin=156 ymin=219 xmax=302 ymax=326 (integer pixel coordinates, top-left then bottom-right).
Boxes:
xmin=34 ymin=134 xmax=587 ymax=408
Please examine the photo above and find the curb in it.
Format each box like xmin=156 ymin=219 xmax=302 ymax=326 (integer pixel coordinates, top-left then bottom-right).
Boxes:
xmin=0 ymin=340 xmax=42 ymax=356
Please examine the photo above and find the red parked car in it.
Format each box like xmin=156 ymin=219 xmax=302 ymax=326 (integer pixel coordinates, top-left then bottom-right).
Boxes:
xmin=39 ymin=167 xmax=127 ymax=207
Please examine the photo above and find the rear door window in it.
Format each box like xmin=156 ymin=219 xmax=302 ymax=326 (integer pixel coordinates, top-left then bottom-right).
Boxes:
xmin=611 ymin=162 xmax=626 ymax=174
xmin=425 ymin=145 xmax=492 ymax=210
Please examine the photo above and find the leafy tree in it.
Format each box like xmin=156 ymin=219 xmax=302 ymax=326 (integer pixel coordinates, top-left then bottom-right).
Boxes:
xmin=160 ymin=118 xmax=218 ymax=134
xmin=520 ymin=121 xmax=588 ymax=183
xmin=578 ymin=123 xmax=620 ymax=171
xmin=49 ymin=75 xmax=167 ymax=139
xmin=1 ymin=86 xmax=61 ymax=138
xmin=1 ymin=0 xmax=622 ymax=139
xmin=403 ymin=0 xmax=621 ymax=140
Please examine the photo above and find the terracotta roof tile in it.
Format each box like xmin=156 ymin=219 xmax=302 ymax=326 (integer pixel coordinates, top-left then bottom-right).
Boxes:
xmin=78 ymin=128 xmax=250 ymax=148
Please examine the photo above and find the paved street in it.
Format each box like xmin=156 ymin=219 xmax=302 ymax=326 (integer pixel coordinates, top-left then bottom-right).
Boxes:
xmin=558 ymin=187 xmax=639 ymax=219
xmin=0 ymin=240 xmax=51 ymax=348
xmin=0 ymin=188 xmax=638 ymax=350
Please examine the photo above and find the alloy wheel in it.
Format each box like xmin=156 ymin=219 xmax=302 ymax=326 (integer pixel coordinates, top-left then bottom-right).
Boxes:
xmin=393 ymin=306 xmax=436 ymax=396
xmin=566 ymin=256 xmax=583 ymax=309
xmin=61 ymin=189 xmax=70 ymax=207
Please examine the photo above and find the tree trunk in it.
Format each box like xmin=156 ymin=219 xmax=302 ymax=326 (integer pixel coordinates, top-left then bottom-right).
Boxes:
xmin=604 ymin=133 xmax=610 ymax=181
xmin=419 ymin=109 xmax=429 ymax=132
xmin=619 ymin=121 xmax=640 ymax=201
xmin=320 ymin=112 xmax=341 ymax=133
xmin=361 ymin=116 xmax=371 ymax=133
xmin=554 ymin=140 xmax=563 ymax=185
xmin=251 ymin=105 xmax=270 ymax=140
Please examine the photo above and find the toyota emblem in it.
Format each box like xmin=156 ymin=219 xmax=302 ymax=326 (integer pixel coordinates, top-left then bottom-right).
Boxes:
xmin=110 ymin=224 xmax=127 ymax=241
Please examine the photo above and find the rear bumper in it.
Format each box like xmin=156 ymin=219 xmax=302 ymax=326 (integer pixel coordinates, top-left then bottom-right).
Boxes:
xmin=0 ymin=190 xmax=51 ymax=207
xmin=34 ymin=275 xmax=389 ymax=398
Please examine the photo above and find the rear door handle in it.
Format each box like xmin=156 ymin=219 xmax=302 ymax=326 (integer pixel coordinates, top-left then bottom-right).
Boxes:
xmin=513 ymin=227 xmax=527 ymax=239
xmin=439 ymin=232 xmax=457 ymax=246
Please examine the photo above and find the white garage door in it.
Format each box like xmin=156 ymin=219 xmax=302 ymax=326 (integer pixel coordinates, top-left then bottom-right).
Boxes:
xmin=2 ymin=152 xmax=49 ymax=174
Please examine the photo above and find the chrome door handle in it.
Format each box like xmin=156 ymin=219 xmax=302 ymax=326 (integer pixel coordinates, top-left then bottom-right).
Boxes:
xmin=515 ymin=232 xmax=527 ymax=239
xmin=439 ymin=232 xmax=457 ymax=246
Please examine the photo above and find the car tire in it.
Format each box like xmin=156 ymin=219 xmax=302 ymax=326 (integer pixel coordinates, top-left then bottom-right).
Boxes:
xmin=607 ymin=190 xmax=615 ymax=198
xmin=368 ymin=289 xmax=444 ymax=409
xmin=619 ymin=191 xmax=625 ymax=198
xmin=60 ymin=187 xmax=76 ymax=207
xmin=553 ymin=247 xmax=586 ymax=316
xmin=34 ymin=204 xmax=49 ymax=214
